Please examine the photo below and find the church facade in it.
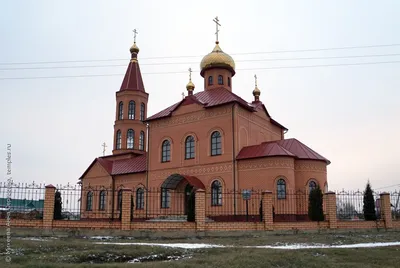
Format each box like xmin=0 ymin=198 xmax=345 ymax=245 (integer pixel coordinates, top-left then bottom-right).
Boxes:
xmin=79 ymin=29 xmax=330 ymax=220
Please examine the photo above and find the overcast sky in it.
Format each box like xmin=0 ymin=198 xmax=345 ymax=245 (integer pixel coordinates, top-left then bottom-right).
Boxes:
xmin=1 ymin=0 xmax=399 ymax=192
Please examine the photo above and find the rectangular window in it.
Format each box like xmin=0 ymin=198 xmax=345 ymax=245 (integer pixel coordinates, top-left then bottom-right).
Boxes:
xmin=136 ymin=190 xmax=144 ymax=209
xmin=140 ymin=103 xmax=145 ymax=121
xmin=99 ymin=192 xmax=106 ymax=211
xmin=161 ymin=188 xmax=170 ymax=208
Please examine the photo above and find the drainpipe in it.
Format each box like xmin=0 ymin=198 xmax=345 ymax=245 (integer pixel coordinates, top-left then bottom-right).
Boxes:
xmin=145 ymin=123 xmax=150 ymax=219
xmin=231 ymin=103 xmax=237 ymax=215
xmin=111 ymin=175 xmax=115 ymax=220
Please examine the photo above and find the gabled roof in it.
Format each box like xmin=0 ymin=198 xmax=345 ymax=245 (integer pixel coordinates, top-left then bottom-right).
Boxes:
xmin=146 ymin=88 xmax=253 ymax=121
xmin=237 ymin=138 xmax=330 ymax=164
xmin=79 ymin=152 xmax=147 ymax=180
xmin=119 ymin=60 xmax=146 ymax=92
xmin=146 ymin=88 xmax=285 ymax=130
xmin=249 ymin=100 xmax=288 ymax=131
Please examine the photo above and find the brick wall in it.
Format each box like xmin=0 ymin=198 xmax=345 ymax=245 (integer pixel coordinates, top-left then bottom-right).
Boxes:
xmin=1 ymin=185 xmax=399 ymax=233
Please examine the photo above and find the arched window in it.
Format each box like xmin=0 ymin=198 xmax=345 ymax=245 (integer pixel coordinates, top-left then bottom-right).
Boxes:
xmin=161 ymin=140 xmax=171 ymax=162
xmin=211 ymin=180 xmax=222 ymax=206
xmin=140 ymin=103 xmax=145 ymax=121
xmin=161 ymin=188 xmax=170 ymax=208
xmin=211 ymin=131 xmax=222 ymax=156
xmin=117 ymin=189 xmax=123 ymax=210
xmin=277 ymin=179 xmax=286 ymax=199
xmin=208 ymin=76 xmax=213 ymax=85
xmin=99 ymin=190 xmax=106 ymax=211
xmin=128 ymin=101 xmax=135 ymax=119
xmin=116 ymin=130 xmax=122 ymax=149
xmin=228 ymin=77 xmax=231 ymax=87
xmin=127 ymin=129 xmax=134 ymax=149
xmin=136 ymin=188 xmax=144 ymax=209
xmin=309 ymin=181 xmax=317 ymax=192
xmin=86 ymin=191 xmax=93 ymax=211
xmin=185 ymin=136 xmax=195 ymax=159
xmin=118 ymin=101 xmax=123 ymax=120
xmin=218 ymin=75 xmax=223 ymax=85
xmin=139 ymin=131 xmax=145 ymax=151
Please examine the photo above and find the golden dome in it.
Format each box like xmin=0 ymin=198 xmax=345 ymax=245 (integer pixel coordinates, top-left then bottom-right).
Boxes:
xmin=200 ymin=42 xmax=235 ymax=77
xmin=253 ymin=86 xmax=261 ymax=97
xmin=130 ymin=42 xmax=139 ymax=54
xmin=186 ymin=80 xmax=195 ymax=91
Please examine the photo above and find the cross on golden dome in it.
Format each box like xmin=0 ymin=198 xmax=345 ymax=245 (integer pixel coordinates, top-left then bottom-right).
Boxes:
xmin=188 ymin=67 xmax=193 ymax=81
xmin=186 ymin=67 xmax=195 ymax=94
xmin=130 ymin=29 xmax=140 ymax=56
xmin=253 ymin=74 xmax=261 ymax=100
xmin=132 ymin=29 xmax=138 ymax=43
xmin=213 ymin=16 xmax=221 ymax=43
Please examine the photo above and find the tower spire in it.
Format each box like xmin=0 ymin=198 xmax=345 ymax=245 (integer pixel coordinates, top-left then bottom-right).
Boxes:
xmin=120 ymin=29 xmax=145 ymax=92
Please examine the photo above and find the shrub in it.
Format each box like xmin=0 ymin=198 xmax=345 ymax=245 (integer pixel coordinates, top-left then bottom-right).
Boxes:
xmin=308 ymin=185 xmax=324 ymax=221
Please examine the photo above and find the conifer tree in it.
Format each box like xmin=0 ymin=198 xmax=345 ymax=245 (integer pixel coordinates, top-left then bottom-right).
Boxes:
xmin=187 ymin=192 xmax=195 ymax=222
xmin=363 ymin=181 xmax=377 ymax=221
xmin=308 ymin=185 xmax=324 ymax=221
xmin=54 ymin=190 xmax=62 ymax=220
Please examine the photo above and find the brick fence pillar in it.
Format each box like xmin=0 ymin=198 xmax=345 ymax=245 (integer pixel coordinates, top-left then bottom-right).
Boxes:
xmin=43 ymin=184 xmax=56 ymax=229
xmin=325 ymin=191 xmax=337 ymax=229
xmin=195 ymin=189 xmax=206 ymax=232
xmin=262 ymin=191 xmax=273 ymax=231
xmin=121 ymin=188 xmax=132 ymax=230
xmin=380 ymin=192 xmax=393 ymax=229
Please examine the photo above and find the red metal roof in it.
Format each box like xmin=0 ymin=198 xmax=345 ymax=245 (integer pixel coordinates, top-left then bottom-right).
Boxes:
xmin=146 ymin=88 xmax=253 ymax=121
xmin=237 ymin=142 xmax=295 ymax=160
xmin=111 ymin=153 xmax=147 ymax=175
xmin=146 ymin=88 xmax=286 ymax=131
xmin=119 ymin=60 xmax=146 ymax=92
xmin=250 ymin=101 xmax=288 ymax=131
xmin=97 ymin=158 xmax=113 ymax=174
xmin=79 ymin=153 xmax=147 ymax=180
xmin=237 ymin=138 xmax=330 ymax=164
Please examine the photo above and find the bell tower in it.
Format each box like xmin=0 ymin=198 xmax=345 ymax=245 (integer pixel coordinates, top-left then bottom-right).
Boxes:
xmin=200 ymin=17 xmax=236 ymax=92
xmin=113 ymin=30 xmax=149 ymax=155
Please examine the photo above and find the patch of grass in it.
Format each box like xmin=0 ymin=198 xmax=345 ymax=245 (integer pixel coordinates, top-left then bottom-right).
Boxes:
xmin=0 ymin=231 xmax=399 ymax=267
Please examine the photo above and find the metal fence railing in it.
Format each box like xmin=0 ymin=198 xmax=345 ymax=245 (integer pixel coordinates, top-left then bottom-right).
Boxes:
xmin=2 ymin=181 xmax=399 ymax=223
xmin=0 ymin=181 xmax=45 ymax=220
xmin=272 ymin=191 xmax=310 ymax=222
xmin=205 ymin=189 xmax=263 ymax=222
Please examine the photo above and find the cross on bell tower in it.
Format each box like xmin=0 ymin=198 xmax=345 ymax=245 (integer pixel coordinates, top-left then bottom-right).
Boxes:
xmin=132 ymin=29 xmax=138 ymax=43
xmin=213 ymin=16 xmax=221 ymax=43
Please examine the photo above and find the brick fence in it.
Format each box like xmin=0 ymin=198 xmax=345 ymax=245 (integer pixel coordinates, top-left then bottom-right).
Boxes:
xmin=0 ymin=185 xmax=399 ymax=232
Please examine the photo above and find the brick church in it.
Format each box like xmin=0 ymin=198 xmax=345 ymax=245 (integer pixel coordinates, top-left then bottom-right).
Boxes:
xmin=79 ymin=24 xmax=330 ymax=219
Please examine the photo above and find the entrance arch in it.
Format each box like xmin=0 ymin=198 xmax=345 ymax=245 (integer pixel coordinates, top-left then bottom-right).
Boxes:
xmin=161 ymin=174 xmax=204 ymax=218
xmin=161 ymin=173 xmax=205 ymax=190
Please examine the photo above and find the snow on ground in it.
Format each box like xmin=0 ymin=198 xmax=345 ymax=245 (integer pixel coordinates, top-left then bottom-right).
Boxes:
xmin=87 ymin=236 xmax=115 ymax=240
xmin=94 ymin=241 xmax=400 ymax=250
xmin=17 ymin=237 xmax=58 ymax=241
xmin=95 ymin=242 xmax=227 ymax=249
